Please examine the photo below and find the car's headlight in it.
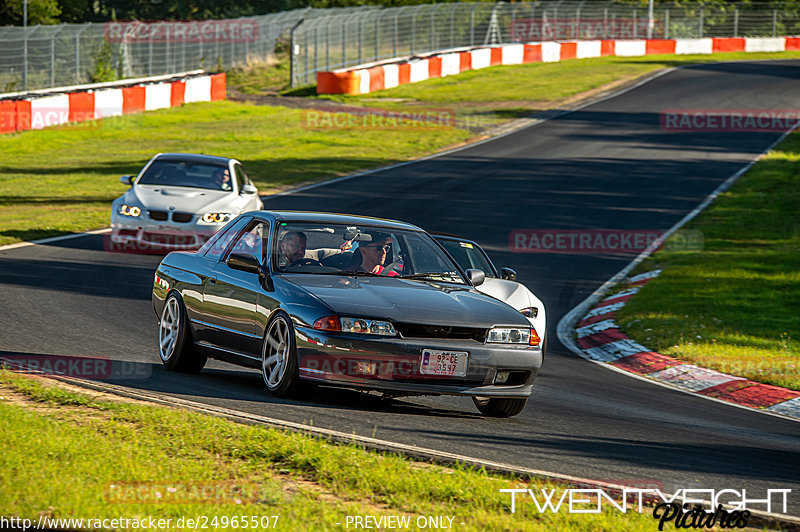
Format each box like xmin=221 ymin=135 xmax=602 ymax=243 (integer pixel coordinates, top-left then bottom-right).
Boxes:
xmin=312 ymin=316 xmax=396 ymax=336
xmin=201 ymin=213 xmax=233 ymax=224
xmin=118 ymin=204 xmax=141 ymax=217
xmin=520 ymin=307 xmax=538 ymax=319
xmin=488 ymin=327 xmax=540 ymax=346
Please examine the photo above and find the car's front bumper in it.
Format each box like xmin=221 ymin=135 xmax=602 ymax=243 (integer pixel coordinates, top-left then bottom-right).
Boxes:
xmin=110 ymin=215 xmax=222 ymax=251
xmin=294 ymin=326 xmax=543 ymax=398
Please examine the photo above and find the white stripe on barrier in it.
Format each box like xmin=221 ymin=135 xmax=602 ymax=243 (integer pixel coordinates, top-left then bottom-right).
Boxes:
xmin=584 ymin=339 xmax=648 ymax=362
xmin=358 ymin=69 xmax=370 ymax=95
xmin=767 ymin=396 xmax=800 ymax=417
xmin=575 ymin=319 xmax=617 ymax=339
xmin=541 ymin=42 xmax=562 ymax=62
xmin=144 ymin=83 xmax=172 ymax=111
xmin=745 ymin=37 xmax=786 ymax=52
xmin=576 ymin=40 xmax=602 ymax=58
xmin=471 ymin=48 xmax=491 ymax=70
xmin=441 ymin=53 xmax=461 ymax=76
xmin=629 ymin=269 xmax=662 ymax=283
xmin=602 ymin=287 xmax=641 ymax=301
xmin=502 ymin=44 xmax=524 ymax=65
xmin=583 ymin=301 xmax=626 ymax=319
xmin=94 ymin=88 xmax=123 ymax=118
xmin=30 ymin=94 xmax=69 ymax=130
xmin=409 ymin=60 xmax=429 ymax=83
xmin=383 ymin=64 xmax=399 ymax=89
xmin=614 ymin=40 xmax=647 ymax=56
xmin=675 ymin=38 xmax=713 ymax=55
xmin=184 ymin=76 xmax=211 ymax=103
xmin=647 ymin=364 xmax=744 ymax=392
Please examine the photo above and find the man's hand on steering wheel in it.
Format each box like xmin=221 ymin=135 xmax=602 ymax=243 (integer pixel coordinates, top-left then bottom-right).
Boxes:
xmin=287 ymin=258 xmax=322 ymax=268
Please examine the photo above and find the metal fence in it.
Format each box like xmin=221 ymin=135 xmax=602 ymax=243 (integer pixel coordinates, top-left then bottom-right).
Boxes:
xmin=290 ymin=1 xmax=800 ymax=86
xmin=0 ymin=7 xmax=373 ymax=92
xmin=2 ymin=2 xmax=800 ymax=93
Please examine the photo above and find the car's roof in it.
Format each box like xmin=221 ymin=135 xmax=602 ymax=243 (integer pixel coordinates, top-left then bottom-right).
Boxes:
xmin=154 ymin=153 xmax=234 ymax=166
xmin=431 ymin=232 xmax=476 ymax=243
xmin=259 ymin=211 xmax=424 ymax=232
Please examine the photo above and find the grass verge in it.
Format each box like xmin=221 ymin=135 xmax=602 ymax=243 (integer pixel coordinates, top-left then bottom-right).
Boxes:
xmin=0 ymin=370 xmax=657 ymax=531
xmin=618 ymin=130 xmax=800 ymax=391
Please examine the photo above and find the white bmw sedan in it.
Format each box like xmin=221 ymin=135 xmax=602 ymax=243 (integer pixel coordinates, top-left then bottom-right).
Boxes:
xmin=111 ymin=153 xmax=264 ymax=251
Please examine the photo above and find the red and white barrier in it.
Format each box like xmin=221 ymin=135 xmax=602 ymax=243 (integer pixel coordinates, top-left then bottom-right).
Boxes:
xmin=317 ymin=36 xmax=799 ymax=95
xmin=0 ymin=72 xmax=226 ymax=135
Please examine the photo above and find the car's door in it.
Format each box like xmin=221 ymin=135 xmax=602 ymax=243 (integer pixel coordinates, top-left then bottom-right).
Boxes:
xmin=202 ymin=219 xmax=270 ymax=360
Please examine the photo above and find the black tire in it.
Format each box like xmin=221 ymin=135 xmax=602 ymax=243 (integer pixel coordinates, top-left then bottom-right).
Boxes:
xmin=158 ymin=292 xmax=207 ymax=373
xmin=472 ymin=396 xmax=528 ymax=417
xmin=261 ymin=312 xmax=301 ymax=398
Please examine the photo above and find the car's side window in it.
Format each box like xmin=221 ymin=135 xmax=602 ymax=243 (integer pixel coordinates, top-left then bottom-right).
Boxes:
xmin=233 ymin=164 xmax=246 ymax=193
xmin=227 ymin=221 xmax=269 ymax=264
xmin=200 ymin=217 xmax=249 ymax=260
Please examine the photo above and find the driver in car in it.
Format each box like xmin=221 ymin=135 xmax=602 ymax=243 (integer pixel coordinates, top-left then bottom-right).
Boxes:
xmin=348 ymin=232 xmax=398 ymax=275
xmin=213 ymin=168 xmax=232 ymax=191
xmin=278 ymin=231 xmax=307 ymax=268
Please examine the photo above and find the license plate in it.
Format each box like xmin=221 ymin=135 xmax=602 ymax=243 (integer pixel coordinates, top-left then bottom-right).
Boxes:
xmin=420 ymin=349 xmax=468 ymax=377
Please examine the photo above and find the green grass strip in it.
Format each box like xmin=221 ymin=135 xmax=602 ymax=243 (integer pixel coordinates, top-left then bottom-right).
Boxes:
xmin=0 ymin=371 xmax=656 ymax=531
xmin=619 ymin=131 xmax=800 ymax=391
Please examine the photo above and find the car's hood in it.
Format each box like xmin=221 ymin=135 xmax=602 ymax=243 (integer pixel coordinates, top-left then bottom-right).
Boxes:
xmin=280 ymin=274 xmax=531 ymax=328
xmin=125 ymin=185 xmax=234 ymax=213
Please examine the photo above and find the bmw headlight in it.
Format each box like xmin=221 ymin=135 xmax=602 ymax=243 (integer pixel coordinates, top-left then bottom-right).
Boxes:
xmin=488 ymin=327 xmax=540 ymax=346
xmin=201 ymin=213 xmax=232 ymax=224
xmin=118 ymin=204 xmax=141 ymax=217
xmin=312 ymin=315 xmax=396 ymax=336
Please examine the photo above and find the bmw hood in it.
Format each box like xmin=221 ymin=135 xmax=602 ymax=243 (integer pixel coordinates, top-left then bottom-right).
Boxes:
xmin=477 ymin=278 xmax=546 ymax=336
xmin=124 ymin=185 xmax=234 ymax=213
xmin=281 ymin=274 xmax=531 ymax=328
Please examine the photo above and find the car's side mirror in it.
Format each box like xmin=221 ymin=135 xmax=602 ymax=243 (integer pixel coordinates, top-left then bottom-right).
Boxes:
xmin=120 ymin=175 xmax=134 ymax=185
xmin=227 ymin=253 xmax=264 ymax=277
xmin=241 ymin=183 xmax=257 ymax=195
xmin=466 ymin=268 xmax=485 ymax=287
xmin=500 ymin=267 xmax=517 ymax=281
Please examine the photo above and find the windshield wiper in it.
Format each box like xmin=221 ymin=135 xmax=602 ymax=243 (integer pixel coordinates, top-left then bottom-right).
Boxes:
xmin=400 ymin=272 xmax=461 ymax=282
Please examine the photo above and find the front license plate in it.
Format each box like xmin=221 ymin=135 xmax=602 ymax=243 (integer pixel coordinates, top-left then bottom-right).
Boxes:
xmin=420 ymin=350 xmax=468 ymax=377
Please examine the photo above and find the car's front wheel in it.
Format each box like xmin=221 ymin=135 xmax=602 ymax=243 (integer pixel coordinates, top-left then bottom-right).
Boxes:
xmin=159 ymin=292 xmax=207 ymax=373
xmin=473 ymin=396 xmax=528 ymax=417
xmin=261 ymin=313 xmax=300 ymax=397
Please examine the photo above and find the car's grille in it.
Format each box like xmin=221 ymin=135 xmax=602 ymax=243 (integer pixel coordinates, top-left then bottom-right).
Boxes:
xmin=394 ymin=323 xmax=487 ymax=342
xmin=172 ymin=212 xmax=193 ymax=223
xmin=149 ymin=210 xmax=168 ymax=221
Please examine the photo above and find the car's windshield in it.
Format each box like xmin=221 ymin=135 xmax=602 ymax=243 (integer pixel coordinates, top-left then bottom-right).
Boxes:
xmin=137 ymin=160 xmax=232 ymax=191
xmin=274 ymin=223 xmax=465 ymax=283
xmin=435 ymin=238 xmax=496 ymax=278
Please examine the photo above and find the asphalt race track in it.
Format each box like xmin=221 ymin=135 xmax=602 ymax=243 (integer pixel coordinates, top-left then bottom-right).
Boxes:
xmin=2 ymin=60 xmax=800 ymax=516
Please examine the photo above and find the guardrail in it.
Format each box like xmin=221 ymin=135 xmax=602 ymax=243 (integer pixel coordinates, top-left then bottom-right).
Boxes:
xmin=0 ymin=71 xmax=225 ymax=135
xmin=316 ymin=36 xmax=800 ymax=95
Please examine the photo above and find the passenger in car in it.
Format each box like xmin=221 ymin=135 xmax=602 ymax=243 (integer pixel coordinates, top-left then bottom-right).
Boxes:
xmin=346 ymin=232 xmax=397 ymax=275
xmin=278 ymin=231 xmax=307 ymax=267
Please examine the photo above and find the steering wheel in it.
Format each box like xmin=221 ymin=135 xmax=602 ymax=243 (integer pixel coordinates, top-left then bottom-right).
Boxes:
xmin=288 ymin=258 xmax=322 ymax=268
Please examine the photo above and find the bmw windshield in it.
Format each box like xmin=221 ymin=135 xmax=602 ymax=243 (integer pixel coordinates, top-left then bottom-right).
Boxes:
xmin=274 ymin=223 xmax=465 ymax=283
xmin=137 ymin=160 xmax=231 ymax=191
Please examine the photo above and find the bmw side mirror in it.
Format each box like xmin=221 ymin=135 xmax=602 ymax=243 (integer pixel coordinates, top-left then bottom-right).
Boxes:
xmin=227 ymin=253 xmax=263 ymax=278
xmin=120 ymin=175 xmax=134 ymax=185
xmin=500 ymin=267 xmax=517 ymax=281
xmin=466 ymin=268 xmax=485 ymax=287
xmin=241 ymin=183 xmax=257 ymax=195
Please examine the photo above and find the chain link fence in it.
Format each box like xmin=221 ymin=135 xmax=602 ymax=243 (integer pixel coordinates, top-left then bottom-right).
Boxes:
xmin=2 ymin=2 xmax=799 ymax=93
xmin=0 ymin=7 xmax=373 ymax=93
xmin=290 ymin=1 xmax=800 ymax=86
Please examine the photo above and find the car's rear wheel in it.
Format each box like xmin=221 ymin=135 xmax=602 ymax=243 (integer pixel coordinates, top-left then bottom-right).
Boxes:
xmin=159 ymin=292 xmax=206 ymax=373
xmin=262 ymin=313 xmax=300 ymax=397
xmin=472 ymin=396 xmax=528 ymax=417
